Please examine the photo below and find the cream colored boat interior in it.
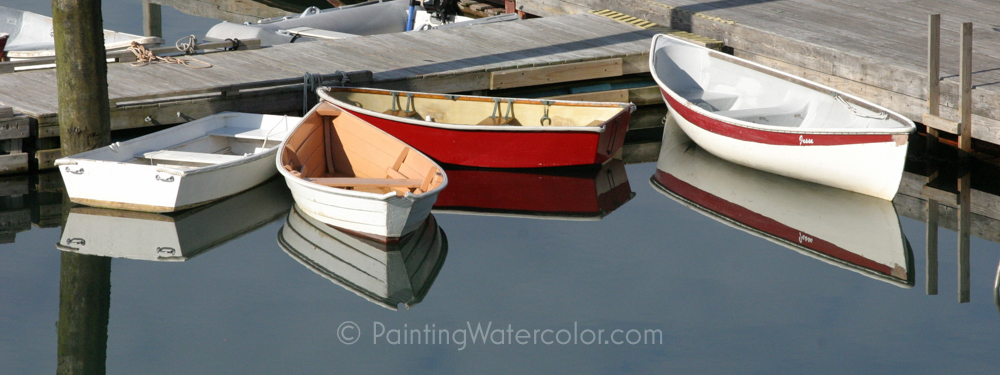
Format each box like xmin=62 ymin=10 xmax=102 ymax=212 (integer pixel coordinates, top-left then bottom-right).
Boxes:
xmin=130 ymin=134 xmax=281 ymax=169
xmin=281 ymin=102 xmax=444 ymax=196
xmin=652 ymin=36 xmax=911 ymax=130
xmin=324 ymin=88 xmax=624 ymax=128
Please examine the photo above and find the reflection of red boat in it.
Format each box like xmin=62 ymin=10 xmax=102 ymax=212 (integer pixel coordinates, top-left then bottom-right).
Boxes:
xmin=319 ymin=87 xmax=634 ymax=168
xmin=433 ymin=159 xmax=634 ymax=220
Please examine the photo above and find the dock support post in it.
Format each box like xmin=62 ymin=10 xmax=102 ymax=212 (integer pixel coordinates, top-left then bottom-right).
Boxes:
xmin=142 ymin=1 xmax=162 ymax=38
xmin=958 ymin=22 xmax=973 ymax=153
xmin=958 ymin=172 xmax=971 ymax=303
xmin=53 ymin=0 xmax=112 ymax=157
xmin=57 ymin=251 xmax=111 ymax=375
xmin=926 ymin=14 xmax=940 ymax=144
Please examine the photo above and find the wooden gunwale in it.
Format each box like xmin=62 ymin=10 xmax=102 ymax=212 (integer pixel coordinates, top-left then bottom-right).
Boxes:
xmin=337 ymin=87 xmax=630 ymax=109
xmin=320 ymin=88 xmax=634 ymax=135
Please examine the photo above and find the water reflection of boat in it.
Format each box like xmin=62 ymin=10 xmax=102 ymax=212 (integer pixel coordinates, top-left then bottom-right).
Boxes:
xmin=651 ymin=117 xmax=913 ymax=287
xmin=433 ymin=159 xmax=635 ymax=220
xmin=57 ymin=178 xmax=293 ymax=261
xmin=278 ymin=204 xmax=447 ymax=310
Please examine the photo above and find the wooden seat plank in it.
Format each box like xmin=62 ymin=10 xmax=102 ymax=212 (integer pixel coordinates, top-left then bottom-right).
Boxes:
xmin=140 ymin=150 xmax=244 ymax=165
xmin=307 ymin=177 xmax=422 ymax=188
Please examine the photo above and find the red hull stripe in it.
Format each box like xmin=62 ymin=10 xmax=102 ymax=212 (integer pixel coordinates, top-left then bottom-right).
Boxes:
xmin=653 ymin=170 xmax=893 ymax=276
xmin=661 ymin=89 xmax=896 ymax=146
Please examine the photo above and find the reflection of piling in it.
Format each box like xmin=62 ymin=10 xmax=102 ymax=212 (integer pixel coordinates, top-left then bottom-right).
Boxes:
xmin=53 ymin=0 xmax=112 ymax=156
xmin=57 ymin=252 xmax=111 ymax=375
xmin=957 ymin=172 xmax=971 ymax=303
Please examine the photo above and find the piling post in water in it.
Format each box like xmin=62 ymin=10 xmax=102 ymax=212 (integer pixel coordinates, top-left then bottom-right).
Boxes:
xmin=958 ymin=22 xmax=973 ymax=153
xmin=142 ymin=1 xmax=163 ymax=38
xmin=53 ymin=2 xmax=113 ymax=369
xmin=53 ymin=0 xmax=112 ymax=157
xmin=926 ymin=14 xmax=940 ymax=144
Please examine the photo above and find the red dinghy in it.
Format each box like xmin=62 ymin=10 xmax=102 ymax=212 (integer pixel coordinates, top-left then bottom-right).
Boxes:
xmin=318 ymin=87 xmax=634 ymax=168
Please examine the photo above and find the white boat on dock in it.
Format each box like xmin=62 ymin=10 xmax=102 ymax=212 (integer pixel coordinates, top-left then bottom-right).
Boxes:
xmin=0 ymin=5 xmax=162 ymax=61
xmin=56 ymin=112 xmax=301 ymax=213
xmin=279 ymin=204 xmax=447 ymax=310
xmin=650 ymin=34 xmax=916 ymax=200
xmin=205 ymin=0 xmax=511 ymax=46
xmin=651 ymin=117 xmax=913 ymax=287
xmin=276 ymin=100 xmax=446 ymax=242
xmin=58 ymin=178 xmax=293 ymax=261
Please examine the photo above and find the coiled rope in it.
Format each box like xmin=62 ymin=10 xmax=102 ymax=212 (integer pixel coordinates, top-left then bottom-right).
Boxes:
xmin=126 ymin=37 xmax=212 ymax=69
xmin=831 ymin=92 xmax=888 ymax=120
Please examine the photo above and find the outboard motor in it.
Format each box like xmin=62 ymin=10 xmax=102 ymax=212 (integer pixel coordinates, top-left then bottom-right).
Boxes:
xmin=421 ymin=0 xmax=461 ymax=23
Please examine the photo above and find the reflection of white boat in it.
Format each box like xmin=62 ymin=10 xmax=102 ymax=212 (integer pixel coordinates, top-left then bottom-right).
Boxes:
xmin=57 ymin=178 xmax=293 ymax=261
xmin=56 ymin=112 xmax=300 ymax=213
xmin=279 ymin=204 xmax=447 ymax=310
xmin=205 ymin=0 xmax=512 ymax=46
xmin=650 ymin=117 xmax=913 ymax=287
xmin=0 ymin=5 xmax=162 ymax=60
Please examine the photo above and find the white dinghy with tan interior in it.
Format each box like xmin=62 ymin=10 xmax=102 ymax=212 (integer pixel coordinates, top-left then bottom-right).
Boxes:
xmin=277 ymin=101 xmax=446 ymax=242
xmin=650 ymin=34 xmax=916 ymax=200
xmin=56 ymin=112 xmax=300 ymax=212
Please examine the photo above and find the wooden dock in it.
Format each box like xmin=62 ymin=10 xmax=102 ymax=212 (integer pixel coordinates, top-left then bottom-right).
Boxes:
xmin=518 ymin=0 xmax=1000 ymax=146
xmin=0 ymin=12 xmax=680 ymax=170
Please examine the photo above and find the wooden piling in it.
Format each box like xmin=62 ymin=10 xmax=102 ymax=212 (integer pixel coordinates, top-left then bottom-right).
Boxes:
xmin=53 ymin=0 xmax=112 ymax=157
xmin=142 ymin=1 xmax=163 ymax=38
xmin=926 ymin=14 xmax=940 ymax=143
xmin=958 ymin=22 xmax=973 ymax=152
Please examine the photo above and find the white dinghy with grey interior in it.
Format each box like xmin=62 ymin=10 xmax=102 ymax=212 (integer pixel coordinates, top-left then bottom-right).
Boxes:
xmin=650 ymin=34 xmax=916 ymax=200
xmin=56 ymin=112 xmax=301 ymax=213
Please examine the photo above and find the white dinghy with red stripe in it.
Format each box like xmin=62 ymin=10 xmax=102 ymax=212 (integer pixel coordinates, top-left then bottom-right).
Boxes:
xmin=650 ymin=34 xmax=916 ymax=200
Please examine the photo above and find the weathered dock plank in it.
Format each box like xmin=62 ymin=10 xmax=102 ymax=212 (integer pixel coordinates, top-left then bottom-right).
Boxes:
xmin=518 ymin=0 xmax=1000 ymax=145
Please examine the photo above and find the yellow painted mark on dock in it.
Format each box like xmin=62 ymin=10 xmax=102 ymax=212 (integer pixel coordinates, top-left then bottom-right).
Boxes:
xmin=589 ymin=9 xmax=725 ymax=50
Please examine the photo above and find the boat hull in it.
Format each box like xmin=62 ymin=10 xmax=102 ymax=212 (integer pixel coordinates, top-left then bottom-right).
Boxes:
xmin=343 ymin=109 xmax=629 ymax=168
xmin=321 ymin=87 xmax=633 ymax=168
xmin=650 ymin=34 xmax=914 ymax=200
xmin=60 ymin=153 xmax=279 ymax=212
xmin=276 ymin=102 xmax=447 ymax=241
xmin=282 ymin=181 xmax=438 ymax=241
xmin=663 ymin=91 xmax=908 ymax=200
xmin=57 ymin=112 xmax=300 ymax=213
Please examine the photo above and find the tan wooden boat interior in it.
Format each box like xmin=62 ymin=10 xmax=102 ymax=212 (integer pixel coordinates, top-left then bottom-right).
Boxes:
xmin=281 ymin=102 xmax=444 ymax=196
xmin=324 ymin=88 xmax=625 ymax=128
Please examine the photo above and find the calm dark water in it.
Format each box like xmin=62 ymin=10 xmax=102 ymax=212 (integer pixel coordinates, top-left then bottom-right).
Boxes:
xmin=3 ymin=2 xmax=1000 ymax=374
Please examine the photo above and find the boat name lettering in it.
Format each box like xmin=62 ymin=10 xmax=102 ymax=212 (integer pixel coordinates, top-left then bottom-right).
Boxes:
xmin=798 ymin=232 xmax=813 ymax=244
xmin=798 ymin=135 xmax=814 ymax=145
